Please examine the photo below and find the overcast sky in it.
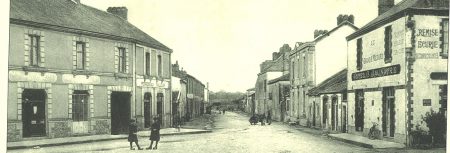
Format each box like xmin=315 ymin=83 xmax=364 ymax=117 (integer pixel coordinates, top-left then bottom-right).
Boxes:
xmin=82 ymin=0 xmax=402 ymax=92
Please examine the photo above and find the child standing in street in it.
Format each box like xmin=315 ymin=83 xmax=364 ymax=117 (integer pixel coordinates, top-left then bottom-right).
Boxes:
xmin=128 ymin=119 xmax=143 ymax=150
xmin=147 ymin=117 xmax=161 ymax=150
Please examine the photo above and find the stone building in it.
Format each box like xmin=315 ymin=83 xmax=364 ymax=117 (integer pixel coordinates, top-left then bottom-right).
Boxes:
xmin=346 ymin=0 xmax=448 ymax=145
xmin=289 ymin=15 xmax=358 ymax=126
xmin=8 ymin=0 xmax=172 ymax=141
xmin=254 ymin=44 xmax=291 ymax=116
xmin=267 ymin=74 xmax=290 ymax=122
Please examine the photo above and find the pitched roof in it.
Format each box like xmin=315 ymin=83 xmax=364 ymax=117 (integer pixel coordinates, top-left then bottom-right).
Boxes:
xmin=10 ymin=0 xmax=172 ymax=52
xmin=268 ymin=73 xmax=290 ymax=84
xmin=308 ymin=69 xmax=347 ymax=96
xmin=347 ymin=0 xmax=449 ymax=40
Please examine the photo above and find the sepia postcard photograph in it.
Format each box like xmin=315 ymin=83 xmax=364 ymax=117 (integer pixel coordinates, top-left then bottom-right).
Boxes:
xmin=2 ymin=0 xmax=449 ymax=152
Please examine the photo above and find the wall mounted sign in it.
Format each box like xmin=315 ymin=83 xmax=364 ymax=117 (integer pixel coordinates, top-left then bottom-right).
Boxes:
xmin=423 ymin=99 xmax=432 ymax=106
xmin=352 ymin=64 xmax=401 ymax=81
xmin=430 ymin=72 xmax=448 ymax=80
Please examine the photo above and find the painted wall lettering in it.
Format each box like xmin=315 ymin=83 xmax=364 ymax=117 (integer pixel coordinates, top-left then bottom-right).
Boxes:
xmin=414 ymin=53 xmax=439 ymax=59
xmin=351 ymin=64 xmax=401 ymax=81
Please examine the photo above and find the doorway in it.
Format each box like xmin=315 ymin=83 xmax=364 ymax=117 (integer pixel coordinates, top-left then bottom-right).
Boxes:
xmin=22 ymin=89 xmax=47 ymax=137
xmin=322 ymin=96 xmax=328 ymax=128
xmin=312 ymin=101 xmax=316 ymax=127
xmin=331 ymin=96 xmax=338 ymax=131
xmin=342 ymin=105 xmax=347 ymax=133
xmin=157 ymin=93 xmax=164 ymax=124
xmin=355 ymin=90 xmax=364 ymax=132
xmin=144 ymin=92 xmax=152 ymax=128
xmin=382 ymin=87 xmax=395 ymax=137
xmin=110 ymin=92 xmax=131 ymax=135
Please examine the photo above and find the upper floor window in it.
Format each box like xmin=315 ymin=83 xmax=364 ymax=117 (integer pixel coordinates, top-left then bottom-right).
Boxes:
xmin=356 ymin=38 xmax=363 ymax=70
xmin=441 ymin=19 xmax=449 ymax=58
xmin=384 ymin=26 xmax=393 ymax=63
xmin=76 ymin=41 xmax=86 ymax=70
xmin=303 ymin=55 xmax=307 ymax=78
xmin=291 ymin=62 xmax=295 ymax=80
xmin=118 ymin=47 xmax=126 ymax=73
xmin=157 ymin=55 xmax=162 ymax=76
xmin=29 ymin=35 xmax=40 ymax=66
xmin=145 ymin=52 xmax=150 ymax=75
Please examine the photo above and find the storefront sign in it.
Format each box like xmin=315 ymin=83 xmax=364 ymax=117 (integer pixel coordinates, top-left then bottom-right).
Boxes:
xmin=351 ymin=64 xmax=401 ymax=81
xmin=415 ymin=53 xmax=439 ymax=59
xmin=423 ymin=99 xmax=432 ymax=106
xmin=430 ymin=72 xmax=448 ymax=80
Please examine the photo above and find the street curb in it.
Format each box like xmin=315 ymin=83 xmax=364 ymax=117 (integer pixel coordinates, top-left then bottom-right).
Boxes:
xmin=7 ymin=130 xmax=212 ymax=150
xmin=327 ymin=135 xmax=374 ymax=148
xmin=7 ymin=136 xmax=126 ymax=150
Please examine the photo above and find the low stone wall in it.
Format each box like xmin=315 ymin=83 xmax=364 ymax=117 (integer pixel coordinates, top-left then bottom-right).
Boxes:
xmin=7 ymin=122 xmax=22 ymax=142
xmin=49 ymin=121 xmax=72 ymax=138
xmin=92 ymin=119 xmax=110 ymax=135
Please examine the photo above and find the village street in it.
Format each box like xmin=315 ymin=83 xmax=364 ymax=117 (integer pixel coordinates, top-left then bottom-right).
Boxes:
xmin=10 ymin=111 xmax=434 ymax=153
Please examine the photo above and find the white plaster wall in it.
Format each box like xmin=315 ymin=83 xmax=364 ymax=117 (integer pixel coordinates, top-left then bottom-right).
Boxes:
xmin=315 ymin=25 xmax=356 ymax=85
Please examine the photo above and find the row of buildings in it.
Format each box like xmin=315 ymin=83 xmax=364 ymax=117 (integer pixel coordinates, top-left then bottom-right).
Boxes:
xmin=244 ymin=0 xmax=448 ymax=146
xmin=7 ymin=0 xmax=209 ymax=141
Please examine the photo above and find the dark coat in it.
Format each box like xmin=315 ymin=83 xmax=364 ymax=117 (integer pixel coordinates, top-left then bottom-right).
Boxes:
xmin=150 ymin=122 xmax=161 ymax=141
xmin=128 ymin=123 xmax=138 ymax=142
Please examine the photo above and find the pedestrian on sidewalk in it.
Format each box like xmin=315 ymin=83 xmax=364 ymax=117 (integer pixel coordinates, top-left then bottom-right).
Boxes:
xmin=267 ymin=111 xmax=272 ymax=125
xmin=147 ymin=117 xmax=161 ymax=150
xmin=128 ymin=119 xmax=143 ymax=150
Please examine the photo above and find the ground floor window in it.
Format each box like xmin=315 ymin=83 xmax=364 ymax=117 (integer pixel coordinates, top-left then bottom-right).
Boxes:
xmin=382 ymin=87 xmax=395 ymax=137
xmin=72 ymin=90 xmax=89 ymax=121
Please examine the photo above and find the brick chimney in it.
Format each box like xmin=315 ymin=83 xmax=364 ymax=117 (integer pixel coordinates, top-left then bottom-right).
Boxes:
xmin=337 ymin=14 xmax=355 ymax=25
xmin=314 ymin=30 xmax=328 ymax=38
xmin=378 ymin=0 xmax=395 ymax=16
xmin=107 ymin=7 xmax=128 ymax=20
xmin=272 ymin=52 xmax=280 ymax=60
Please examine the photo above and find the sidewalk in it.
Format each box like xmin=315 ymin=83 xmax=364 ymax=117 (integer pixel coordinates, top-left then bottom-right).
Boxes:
xmin=328 ymin=133 xmax=405 ymax=149
xmin=7 ymin=128 xmax=212 ymax=150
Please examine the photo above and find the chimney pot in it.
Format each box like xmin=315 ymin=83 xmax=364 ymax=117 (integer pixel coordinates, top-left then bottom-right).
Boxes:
xmin=107 ymin=7 xmax=128 ymax=20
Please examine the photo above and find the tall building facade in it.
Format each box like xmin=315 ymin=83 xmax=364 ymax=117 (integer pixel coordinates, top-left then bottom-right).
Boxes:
xmin=346 ymin=0 xmax=448 ymax=145
xmin=8 ymin=0 xmax=172 ymax=141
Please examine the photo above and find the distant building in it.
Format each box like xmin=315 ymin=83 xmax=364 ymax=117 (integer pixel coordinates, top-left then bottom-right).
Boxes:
xmin=346 ymin=0 xmax=448 ymax=145
xmin=172 ymin=61 xmax=205 ymax=121
xmin=245 ymin=88 xmax=256 ymax=115
xmin=8 ymin=0 xmax=172 ymax=141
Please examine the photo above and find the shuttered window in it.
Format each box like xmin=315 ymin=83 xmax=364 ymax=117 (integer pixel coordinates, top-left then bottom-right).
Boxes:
xmin=356 ymin=38 xmax=363 ymax=70
xmin=384 ymin=26 xmax=393 ymax=63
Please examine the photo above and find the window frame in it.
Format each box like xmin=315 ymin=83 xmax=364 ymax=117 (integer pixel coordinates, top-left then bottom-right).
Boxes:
xmin=157 ymin=54 xmax=162 ymax=76
xmin=29 ymin=35 xmax=41 ymax=67
xmin=145 ymin=52 xmax=151 ymax=76
xmin=76 ymin=41 xmax=86 ymax=70
xmin=118 ymin=47 xmax=126 ymax=73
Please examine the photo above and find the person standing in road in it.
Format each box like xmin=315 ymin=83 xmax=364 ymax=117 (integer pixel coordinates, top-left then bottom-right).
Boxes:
xmin=147 ymin=117 xmax=161 ymax=150
xmin=128 ymin=119 xmax=143 ymax=150
xmin=222 ymin=108 xmax=226 ymax=115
